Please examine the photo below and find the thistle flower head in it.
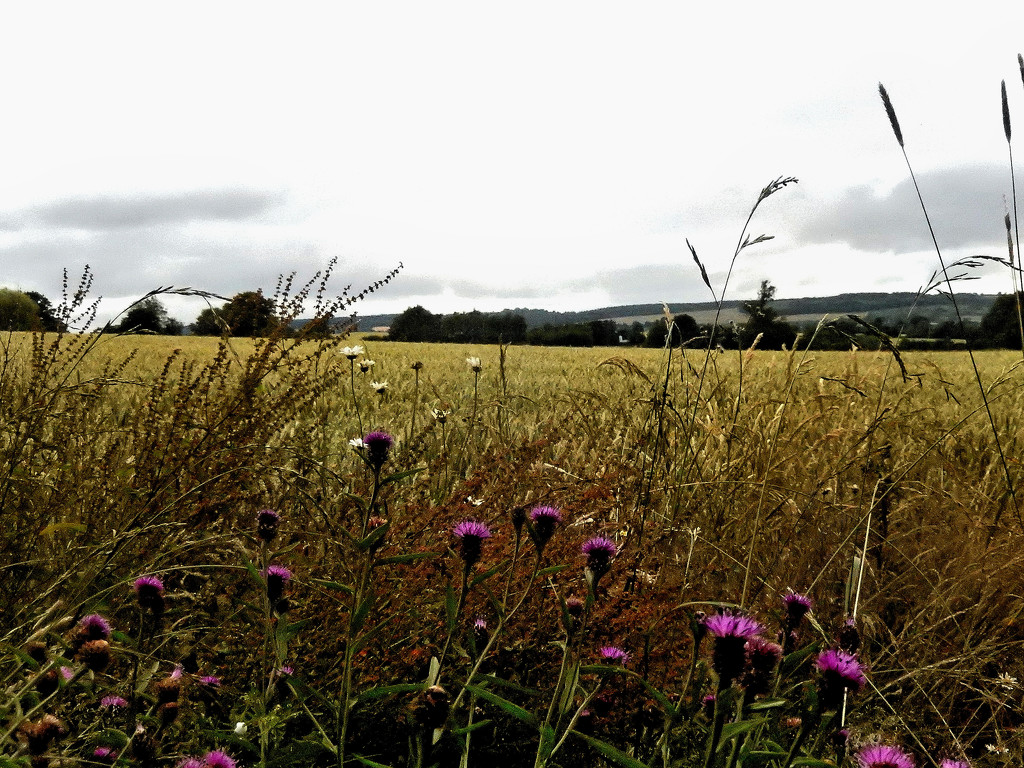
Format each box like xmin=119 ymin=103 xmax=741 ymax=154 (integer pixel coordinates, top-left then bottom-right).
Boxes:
xmin=582 ymin=536 xmax=617 ymax=580
xmin=256 ymin=509 xmax=281 ymax=542
xmin=177 ymin=759 xmax=204 ymax=768
xmin=78 ymin=613 xmax=112 ymax=641
xmin=453 ymin=520 xmax=491 ymax=567
xmin=264 ymin=564 xmax=292 ymax=603
xmin=705 ymin=611 xmax=764 ymax=688
xmin=856 ymin=744 xmax=915 ymax=768
xmin=838 ymin=616 xmax=861 ymax=654
xmin=133 ymin=575 xmax=165 ymax=613
xmin=599 ymin=646 xmax=630 ymax=666
xmin=741 ymin=636 xmax=783 ymax=696
xmin=203 ymin=750 xmax=237 ymax=768
xmin=199 ymin=675 xmax=221 ymax=687
xmin=816 ymin=648 xmax=866 ymax=710
xmin=783 ymin=591 xmax=812 ymax=625
xmin=938 ymin=761 xmax=970 ymax=768
xmin=93 ymin=747 xmax=119 ymax=764
xmin=529 ymin=506 xmax=562 ymax=549
xmin=76 ymin=639 xmax=111 ymax=673
xmin=362 ymin=430 xmax=394 ymax=469
xmin=704 ymin=612 xmax=763 ymax=640
xmin=101 ymin=695 xmax=128 ymax=708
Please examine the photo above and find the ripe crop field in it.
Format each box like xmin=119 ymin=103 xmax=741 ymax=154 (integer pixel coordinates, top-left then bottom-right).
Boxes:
xmin=3 ymin=327 xmax=1023 ymax=767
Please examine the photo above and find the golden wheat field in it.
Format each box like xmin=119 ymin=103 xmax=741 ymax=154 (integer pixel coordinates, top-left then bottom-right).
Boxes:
xmin=4 ymin=328 xmax=1024 ymax=765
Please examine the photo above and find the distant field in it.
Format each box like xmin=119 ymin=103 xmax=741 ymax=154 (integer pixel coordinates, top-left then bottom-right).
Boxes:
xmin=4 ymin=329 xmax=1024 ymax=763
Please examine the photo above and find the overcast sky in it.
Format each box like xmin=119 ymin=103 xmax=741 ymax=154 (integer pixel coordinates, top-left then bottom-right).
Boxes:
xmin=4 ymin=3 xmax=1024 ymax=325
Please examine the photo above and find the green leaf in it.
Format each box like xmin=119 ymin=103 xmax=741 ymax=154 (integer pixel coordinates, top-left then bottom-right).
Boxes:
xmin=747 ymin=698 xmax=789 ymax=711
xmin=356 ymin=683 xmax=424 ymax=704
xmin=351 ymin=593 xmax=375 ymax=634
xmin=94 ymin=729 xmax=130 ymax=749
xmin=569 ymin=731 xmax=650 ymax=768
xmin=470 ymin=566 xmax=500 ymax=588
xmin=740 ymin=750 xmax=789 ymax=765
xmin=537 ymin=564 xmax=570 ymax=578
xmin=379 ymin=466 xmax=426 ymax=488
xmin=445 ymin=584 xmax=458 ymax=632
xmin=266 ymin=740 xmax=334 ymax=768
xmin=375 ymin=551 xmax=437 ymax=566
xmin=350 ymin=754 xmax=396 ymax=768
xmin=470 ymin=673 xmax=540 ymax=698
xmin=39 ymin=522 xmax=87 ymax=536
xmin=536 ymin=724 xmax=556 ymax=762
xmin=356 ymin=520 xmax=390 ymax=551
xmin=351 ymin=616 xmax=392 ymax=654
xmin=463 ymin=684 xmax=537 ymax=726
xmin=718 ymin=717 xmax=767 ymax=748
xmin=310 ymin=579 xmax=355 ymax=596
xmin=451 ymin=719 xmax=492 ymax=736
xmin=791 ymin=759 xmax=837 ymax=767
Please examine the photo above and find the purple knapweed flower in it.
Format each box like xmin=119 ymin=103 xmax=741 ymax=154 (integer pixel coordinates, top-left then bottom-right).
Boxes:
xmin=362 ymin=431 xmax=394 ymax=470
xmin=938 ymin=761 xmax=970 ymax=768
xmin=203 ymin=750 xmax=237 ymax=768
xmin=257 ymin=509 xmax=281 ymax=542
xmin=134 ymin=575 xmax=165 ymax=613
xmin=79 ymin=614 xmax=112 ymax=641
xmin=176 ymin=760 xmax=204 ymax=768
xmin=705 ymin=611 xmax=764 ymax=688
xmin=598 ymin=646 xmax=630 ymax=666
xmin=838 ymin=616 xmax=860 ymax=654
xmin=816 ymin=648 xmax=866 ymax=710
xmin=582 ymin=536 xmax=617 ymax=581
xmin=60 ymin=666 xmax=75 ymax=681
xmin=263 ymin=565 xmax=292 ymax=602
xmin=101 ymin=695 xmax=128 ymax=708
xmin=93 ymin=747 xmax=119 ymax=764
xmin=856 ymin=744 xmax=915 ymax=768
xmin=741 ymin=636 xmax=783 ymax=696
xmin=783 ymin=591 xmax=812 ymax=625
xmin=453 ymin=520 xmax=491 ymax=567
xmin=528 ymin=506 xmax=562 ymax=550
xmin=199 ymin=675 xmax=221 ymax=687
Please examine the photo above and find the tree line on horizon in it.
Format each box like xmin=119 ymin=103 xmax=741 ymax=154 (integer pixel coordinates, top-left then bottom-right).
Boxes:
xmin=3 ymin=283 xmax=1024 ymax=351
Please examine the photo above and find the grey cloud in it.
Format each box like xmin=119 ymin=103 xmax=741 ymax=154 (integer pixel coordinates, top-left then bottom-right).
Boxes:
xmin=28 ymin=188 xmax=286 ymax=230
xmin=0 ymin=228 xmax=400 ymax=311
xmin=448 ymin=279 xmax=547 ymax=301
xmin=796 ymin=164 xmax=1014 ymax=252
xmin=590 ymin=263 xmax=720 ymax=305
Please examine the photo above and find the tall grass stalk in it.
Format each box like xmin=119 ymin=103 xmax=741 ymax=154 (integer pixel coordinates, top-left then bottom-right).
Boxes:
xmin=879 ymin=82 xmax=1022 ymax=532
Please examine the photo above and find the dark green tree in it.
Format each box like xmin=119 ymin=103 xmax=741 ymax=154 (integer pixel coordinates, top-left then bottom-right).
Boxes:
xmin=118 ymin=297 xmax=170 ymax=334
xmin=738 ymin=280 xmax=796 ymax=350
xmin=644 ymin=314 xmax=699 ymax=348
xmin=0 ymin=289 xmax=40 ymax=331
xmin=24 ymin=291 xmax=64 ymax=331
xmin=979 ymin=292 xmax=1024 ymax=349
xmin=387 ymin=305 xmax=441 ymax=342
xmin=191 ymin=291 xmax=278 ymax=337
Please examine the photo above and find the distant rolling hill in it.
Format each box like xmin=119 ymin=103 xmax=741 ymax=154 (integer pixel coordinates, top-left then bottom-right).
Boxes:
xmin=329 ymin=292 xmax=999 ymax=333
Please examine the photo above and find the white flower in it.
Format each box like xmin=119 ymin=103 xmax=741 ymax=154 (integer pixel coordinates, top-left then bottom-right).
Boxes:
xmin=234 ymin=722 xmax=248 ymax=736
xmin=466 ymin=496 xmax=484 ymax=506
xmin=370 ymin=380 xmax=389 ymax=394
xmin=466 ymin=356 xmax=482 ymax=372
xmin=431 ymin=408 xmax=449 ymax=424
xmin=341 ymin=345 xmax=365 ymax=360
xmin=359 ymin=359 xmax=375 ymax=372
xmin=349 ymin=438 xmax=365 ymax=450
